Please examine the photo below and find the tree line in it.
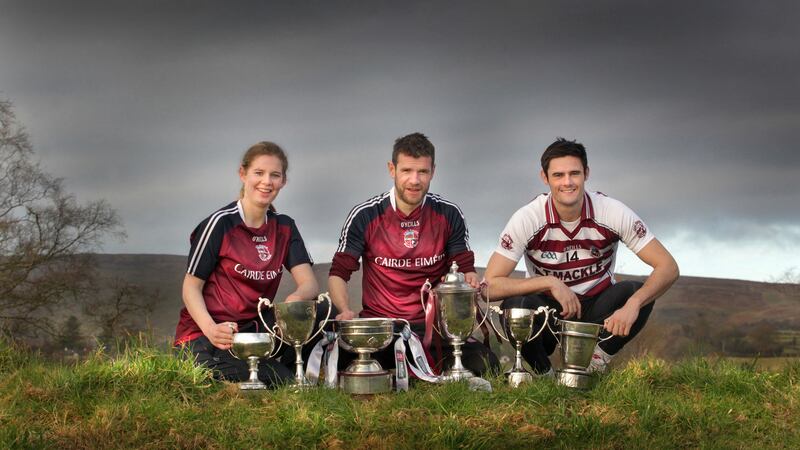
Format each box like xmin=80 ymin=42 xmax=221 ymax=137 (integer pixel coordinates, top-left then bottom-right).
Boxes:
xmin=1 ymin=99 xmax=156 ymax=355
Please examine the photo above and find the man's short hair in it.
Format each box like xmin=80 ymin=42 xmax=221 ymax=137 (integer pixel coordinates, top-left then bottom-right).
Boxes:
xmin=393 ymin=132 xmax=435 ymax=166
xmin=541 ymin=137 xmax=588 ymax=174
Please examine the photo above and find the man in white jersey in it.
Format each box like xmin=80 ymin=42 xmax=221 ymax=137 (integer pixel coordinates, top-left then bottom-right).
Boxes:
xmin=484 ymin=138 xmax=679 ymax=375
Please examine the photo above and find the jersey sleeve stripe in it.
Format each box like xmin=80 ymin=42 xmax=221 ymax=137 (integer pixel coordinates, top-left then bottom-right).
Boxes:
xmin=427 ymin=193 xmax=472 ymax=250
xmin=187 ymin=206 xmax=238 ymax=275
xmin=336 ymin=192 xmax=389 ymax=253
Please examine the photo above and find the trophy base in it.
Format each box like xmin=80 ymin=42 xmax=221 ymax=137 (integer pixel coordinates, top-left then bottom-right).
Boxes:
xmin=238 ymin=380 xmax=268 ymax=390
xmin=506 ymin=370 xmax=533 ymax=388
xmin=440 ymin=367 xmax=475 ymax=382
xmin=556 ymin=368 xmax=596 ymax=390
xmin=287 ymin=380 xmax=315 ymax=390
xmin=339 ymin=371 xmax=393 ymax=394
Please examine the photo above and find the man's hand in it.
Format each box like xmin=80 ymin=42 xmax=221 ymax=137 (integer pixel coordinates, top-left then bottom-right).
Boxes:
xmin=464 ymin=272 xmax=480 ymax=289
xmin=284 ymin=293 xmax=304 ymax=302
xmin=336 ymin=309 xmax=357 ymax=320
xmin=204 ymin=321 xmax=238 ymax=350
xmin=549 ymin=277 xmax=581 ymax=319
xmin=604 ymin=303 xmax=639 ymax=336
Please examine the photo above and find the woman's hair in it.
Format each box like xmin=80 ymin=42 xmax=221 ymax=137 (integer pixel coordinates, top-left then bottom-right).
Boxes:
xmin=240 ymin=141 xmax=288 ymax=212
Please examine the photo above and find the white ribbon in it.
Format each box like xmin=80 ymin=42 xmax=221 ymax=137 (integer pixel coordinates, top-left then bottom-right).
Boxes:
xmin=394 ymin=337 xmax=410 ymax=391
xmin=397 ymin=324 xmax=441 ymax=385
xmin=305 ymin=331 xmax=338 ymax=388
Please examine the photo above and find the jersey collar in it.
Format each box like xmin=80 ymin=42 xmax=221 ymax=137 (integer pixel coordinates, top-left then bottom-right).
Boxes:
xmin=389 ymin=186 xmax=427 ymax=215
xmin=545 ymin=191 xmax=594 ymax=224
xmin=236 ymin=199 xmax=270 ymax=228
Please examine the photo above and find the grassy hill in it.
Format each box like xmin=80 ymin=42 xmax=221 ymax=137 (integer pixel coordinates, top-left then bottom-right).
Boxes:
xmin=88 ymin=254 xmax=800 ymax=360
xmin=2 ymin=338 xmax=798 ymax=448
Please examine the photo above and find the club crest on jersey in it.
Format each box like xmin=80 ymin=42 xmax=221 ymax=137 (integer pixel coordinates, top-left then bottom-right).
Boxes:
xmin=633 ymin=220 xmax=647 ymax=238
xmin=590 ymin=246 xmax=601 ymax=258
xmin=501 ymin=233 xmax=514 ymax=251
xmin=255 ymin=244 xmax=272 ymax=262
xmin=403 ymin=229 xmax=419 ymax=248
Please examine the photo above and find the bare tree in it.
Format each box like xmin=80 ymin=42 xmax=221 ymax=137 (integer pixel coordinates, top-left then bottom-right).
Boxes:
xmin=0 ymin=99 xmax=124 ymax=337
xmin=81 ymin=278 xmax=158 ymax=345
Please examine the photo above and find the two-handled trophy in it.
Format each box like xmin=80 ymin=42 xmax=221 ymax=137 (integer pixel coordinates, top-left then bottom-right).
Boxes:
xmin=424 ymin=261 xmax=490 ymax=382
xmin=228 ymin=332 xmax=277 ymax=390
xmin=550 ymin=319 xmax=612 ymax=389
xmin=258 ymin=293 xmax=332 ymax=388
xmin=488 ymin=304 xmax=554 ymax=387
xmin=335 ymin=317 xmax=396 ymax=394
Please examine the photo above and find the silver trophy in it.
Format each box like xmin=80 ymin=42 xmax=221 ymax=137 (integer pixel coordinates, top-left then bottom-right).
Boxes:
xmin=489 ymin=305 xmax=553 ymax=387
xmin=551 ymin=320 xmax=612 ymax=389
xmin=426 ymin=262 xmax=489 ymax=382
xmin=336 ymin=317 xmax=395 ymax=394
xmin=258 ymin=293 xmax=332 ymax=388
xmin=228 ymin=332 xmax=277 ymax=390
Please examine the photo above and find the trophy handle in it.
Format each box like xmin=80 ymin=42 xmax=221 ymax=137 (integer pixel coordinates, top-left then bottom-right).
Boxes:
xmin=305 ymin=292 xmax=334 ymax=344
xmin=473 ymin=284 xmax=491 ymax=335
xmin=392 ymin=318 xmax=411 ymax=337
xmin=527 ymin=306 xmax=554 ymax=342
xmin=549 ymin=316 xmax=562 ymax=348
xmin=258 ymin=297 xmax=287 ymax=356
xmin=420 ymin=280 xmax=442 ymax=336
xmin=598 ymin=332 xmax=614 ymax=343
xmin=486 ymin=305 xmax=509 ymax=342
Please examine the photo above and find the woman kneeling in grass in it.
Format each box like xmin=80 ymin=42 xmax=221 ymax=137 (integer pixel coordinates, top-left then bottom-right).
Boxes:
xmin=174 ymin=141 xmax=319 ymax=387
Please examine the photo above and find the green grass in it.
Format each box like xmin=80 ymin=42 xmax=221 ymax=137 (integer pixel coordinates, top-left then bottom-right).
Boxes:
xmin=1 ymin=338 xmax=798 ymax=449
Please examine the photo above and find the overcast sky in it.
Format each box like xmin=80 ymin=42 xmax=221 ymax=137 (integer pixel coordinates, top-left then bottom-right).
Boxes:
xmin=1 ymin=1 xmax=798 ymax=282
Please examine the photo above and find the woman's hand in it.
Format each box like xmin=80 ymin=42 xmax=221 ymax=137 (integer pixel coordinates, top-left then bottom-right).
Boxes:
xmin=204 ymin=321 xmax=238 ymax=350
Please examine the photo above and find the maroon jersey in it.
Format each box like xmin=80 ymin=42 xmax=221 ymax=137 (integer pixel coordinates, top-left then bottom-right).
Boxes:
xmin=330 ymin=188 xmax=475 ymax=322
xmin=174 ymin=200 xmax=312 ymax=345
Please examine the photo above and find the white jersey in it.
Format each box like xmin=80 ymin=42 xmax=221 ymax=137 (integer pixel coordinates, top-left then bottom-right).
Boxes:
xmin=494 ymin=191 xmax=654 ymax=297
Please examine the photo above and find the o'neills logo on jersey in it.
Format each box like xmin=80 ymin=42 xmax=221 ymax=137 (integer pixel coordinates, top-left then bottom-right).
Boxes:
xmin=403 ymin=229 xmax=419 ymax=248
xmin=234 ymin=264 xmax=280 ymax=281
xmin=400 ymin=220 xmax=419 ymax=228
xmin=374 ymin=252 xmax=444 ymax=268
xmin=252 ymin=235 xmax=268 ymax=242
xmin=255 ymin=244 xmax=272 ymax=262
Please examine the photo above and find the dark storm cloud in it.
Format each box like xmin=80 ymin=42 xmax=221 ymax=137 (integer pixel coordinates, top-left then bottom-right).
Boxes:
xmin=1 ymin=1 xmax=798 ymax=278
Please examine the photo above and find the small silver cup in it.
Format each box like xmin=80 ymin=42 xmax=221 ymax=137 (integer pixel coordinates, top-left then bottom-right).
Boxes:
xmin=258 ymin=293 xmax=332 ymax=388
xmin=551 ymin=319 xmax=612 ymax=389
xmin=228 ymin=332 xmax=276 ymax=390
xmin=489 ymin=305 xmax=553 ymax=387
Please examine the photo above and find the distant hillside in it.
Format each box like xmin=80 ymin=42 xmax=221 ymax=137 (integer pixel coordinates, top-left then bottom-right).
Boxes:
xmin=89 ymin=254 xmax=800 ymax=360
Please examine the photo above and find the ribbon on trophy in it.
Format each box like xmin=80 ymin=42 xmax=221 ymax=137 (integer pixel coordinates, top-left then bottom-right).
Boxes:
xmin=420 ymin=280 xmax=444 ymax=363
xmin=394 ymin=322 xmax=441 ymax=391
xmin=305 ymin=331 xmax=339 ymax=388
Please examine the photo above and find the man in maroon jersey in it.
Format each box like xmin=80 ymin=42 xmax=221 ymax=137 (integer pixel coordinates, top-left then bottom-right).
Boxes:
xmin=329 ymin=132 xmax=498 ymax=375
xmin=484 ymin=137 xmax=679 ymax=375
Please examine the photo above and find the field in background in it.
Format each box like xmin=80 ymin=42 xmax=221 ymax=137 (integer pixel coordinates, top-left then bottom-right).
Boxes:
xmin=78 ymin=254 xmax=800 ymax=364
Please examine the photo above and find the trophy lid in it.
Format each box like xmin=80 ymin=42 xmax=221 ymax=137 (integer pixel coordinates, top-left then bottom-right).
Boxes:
xmin=434 ymin=261 xmax=476 ymax=293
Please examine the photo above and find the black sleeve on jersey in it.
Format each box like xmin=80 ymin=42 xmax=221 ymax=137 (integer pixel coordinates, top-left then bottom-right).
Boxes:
xmin=186 ymin=217 xmax=225 ymax=281
xmin=285 ymin=219 xmax=313 ymax=270
xmin=442 ymin=203 xmax=471 ymax=256
xmin=335 ymin=206 xmax=372 ymax=258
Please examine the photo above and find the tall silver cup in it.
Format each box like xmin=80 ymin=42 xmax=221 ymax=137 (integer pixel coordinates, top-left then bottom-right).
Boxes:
xmin=258 ymin=293 xmax=332 ymax=388
xmin=489 ymin=305 xmax=553 ymax=387
xmin=428 ymin=262 xmax=489 ymax=382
